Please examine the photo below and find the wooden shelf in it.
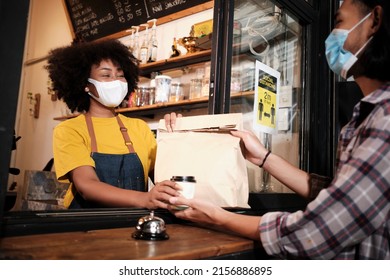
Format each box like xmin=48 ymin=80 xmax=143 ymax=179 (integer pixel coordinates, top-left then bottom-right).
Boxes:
xmin=139 ymin=49 xmax=211 ymax=77
xmin=53 ymin=91 xmax=254 ymax=121
xmin=54 ymin=50 xmax=214 ymax=120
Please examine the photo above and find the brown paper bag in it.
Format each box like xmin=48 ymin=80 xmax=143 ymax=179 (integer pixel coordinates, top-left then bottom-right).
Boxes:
xmin=155 ymin=113 xmax=249 ymax=208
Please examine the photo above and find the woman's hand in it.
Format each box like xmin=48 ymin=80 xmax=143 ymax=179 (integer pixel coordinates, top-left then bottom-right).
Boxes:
xmin=230 ymin=130 xmax=268 ymax=166
xmin=164 ymin=112 xmax=182 ymax=132
xmin=146 ymin=180 xmax=181 ymax=209
xmin=231 ymin=130 xmax=311 ymax=198
xmin=168 ymin=196 xmax=261 ymax=240
xmin=168 ymin=196 xmax=227 ymax=226
xmin=168 ymin=196 xmax=262 ymax=240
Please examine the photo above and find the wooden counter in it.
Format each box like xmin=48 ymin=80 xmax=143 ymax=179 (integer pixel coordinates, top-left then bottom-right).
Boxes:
xmin=0 ymin=224 xmax=256 ymax=260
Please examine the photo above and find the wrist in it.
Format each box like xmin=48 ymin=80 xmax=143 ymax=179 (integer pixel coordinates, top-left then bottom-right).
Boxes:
xmin=214 ymin=207 xmax=230 ymax=227
xmin=142 ymin=191 xmax=153 ymax=209
xmin=259 ymin=150 xmax=271 ymax=168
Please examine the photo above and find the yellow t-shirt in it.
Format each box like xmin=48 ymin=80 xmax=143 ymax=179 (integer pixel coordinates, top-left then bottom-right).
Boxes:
xmin=53 ymin=114 xmax=157 ymax=208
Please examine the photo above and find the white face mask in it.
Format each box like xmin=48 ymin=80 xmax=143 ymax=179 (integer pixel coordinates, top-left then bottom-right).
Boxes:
xmin=87 ymin=78 xmax=128 ymax=108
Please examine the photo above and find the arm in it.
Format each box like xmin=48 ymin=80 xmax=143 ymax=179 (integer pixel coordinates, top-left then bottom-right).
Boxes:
xmin=230 ymin=130 xmax=311 ymax=198
xmin=70 ymin=166 xmax=180 ymax=209
xmin=260 ymin=115 xmax=390 ymax=259
xmin=262 ymin=151 xmax=310 ymax=198
xmin=169 ymin=196 xmax=261 ymax=240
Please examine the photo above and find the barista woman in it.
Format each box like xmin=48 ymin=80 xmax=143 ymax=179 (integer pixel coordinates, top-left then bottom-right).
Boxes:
xmin=46 ymin=39 xmax=179 ymax=209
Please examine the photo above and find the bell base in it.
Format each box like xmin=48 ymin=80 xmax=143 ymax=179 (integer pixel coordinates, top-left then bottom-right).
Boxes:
xmin=132 ymin=231 xmax=169 ymax=241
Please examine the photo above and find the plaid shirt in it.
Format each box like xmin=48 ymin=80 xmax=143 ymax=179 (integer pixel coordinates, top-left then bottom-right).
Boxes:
xmin=260 ymin=82 xmax=390 ymax=259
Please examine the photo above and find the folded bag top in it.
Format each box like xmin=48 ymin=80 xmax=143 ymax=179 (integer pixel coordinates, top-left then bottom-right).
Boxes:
xmin=157 ymin=113 xmax=243 ymax=132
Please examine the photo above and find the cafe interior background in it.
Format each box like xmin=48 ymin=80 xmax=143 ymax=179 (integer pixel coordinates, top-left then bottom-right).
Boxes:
xmin=0 ymin=0 xmax=363 ymax=236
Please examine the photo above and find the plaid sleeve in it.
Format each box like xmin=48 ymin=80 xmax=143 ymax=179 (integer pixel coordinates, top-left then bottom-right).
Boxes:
xmin=308 ymin=173 xmax=332 ymax=201
xmin=259 ymin=113 xmax=390 ymax=259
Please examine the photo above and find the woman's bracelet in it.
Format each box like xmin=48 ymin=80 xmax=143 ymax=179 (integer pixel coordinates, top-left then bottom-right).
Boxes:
xmin=259 ymin=150 xmax=271 ymax=168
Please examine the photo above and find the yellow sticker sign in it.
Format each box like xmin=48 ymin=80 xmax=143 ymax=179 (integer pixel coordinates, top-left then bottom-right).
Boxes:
xmin=257 ymin=71 xmax=277 ymax=128
xmin=253 ymin=60 xmax=280 ymax=134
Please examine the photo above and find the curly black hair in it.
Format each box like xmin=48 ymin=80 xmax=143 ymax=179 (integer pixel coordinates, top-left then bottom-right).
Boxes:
xmin=353 ymin=0 xmax=390 ymax=81
xmin=45 ymin=39 xmax=139 ymax=113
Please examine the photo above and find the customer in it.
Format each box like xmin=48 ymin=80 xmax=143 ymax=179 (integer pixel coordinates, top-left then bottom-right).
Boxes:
xmin=168 ymin=0 xmax=390 ymax=259
xmin=46 ymin=39 xmax=179 ymax=209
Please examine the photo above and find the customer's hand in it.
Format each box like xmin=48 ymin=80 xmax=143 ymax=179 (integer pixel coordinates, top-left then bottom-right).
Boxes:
xmin=168 ymin=196 xmax=227 ymax=226
xmin=230 ymin=130 xmax=268 ymax=166
xmin=164 ymin=112 xmax=182 ymax=132
xmin=147 ymin=180 xmax=181 ymax=209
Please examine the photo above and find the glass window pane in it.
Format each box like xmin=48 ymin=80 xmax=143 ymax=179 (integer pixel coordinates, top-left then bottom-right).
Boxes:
xmin=231 ymin=0 xmax=303 ymax=193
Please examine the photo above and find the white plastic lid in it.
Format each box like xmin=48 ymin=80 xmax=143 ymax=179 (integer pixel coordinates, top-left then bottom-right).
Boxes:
xmin=155 ymin=75 xmax=172 ymax=80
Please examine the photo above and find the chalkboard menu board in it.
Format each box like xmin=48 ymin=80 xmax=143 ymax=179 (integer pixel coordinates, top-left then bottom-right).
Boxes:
xmin=64 ymin=0 xmax=211 ymax=42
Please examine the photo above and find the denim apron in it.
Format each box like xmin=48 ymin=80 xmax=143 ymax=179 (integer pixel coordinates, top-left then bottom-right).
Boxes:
xmin=69 ymin=114 xmax=146 ymax=208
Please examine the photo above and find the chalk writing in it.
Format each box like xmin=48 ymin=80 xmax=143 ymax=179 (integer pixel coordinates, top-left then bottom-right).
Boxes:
xmin=64 ymin=0 xmax=209 ymax=41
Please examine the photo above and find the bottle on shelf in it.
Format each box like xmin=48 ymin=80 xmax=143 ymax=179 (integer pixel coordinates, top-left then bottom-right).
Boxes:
xmin=147 ymin=19 xmax=158 ymax=62
xmin=132 ymin=26 xmax=140 ymax=61
xmin=170 ymin=37 xmax=181 ymax=58
xmin=139 ymin=23 xmax=150 ymax=64
xmin=128 ymin=28 xmax=135 ymax=52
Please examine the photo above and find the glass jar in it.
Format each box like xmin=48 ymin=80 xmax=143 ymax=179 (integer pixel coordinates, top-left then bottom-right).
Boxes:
xmin=241 ymin=68 xmax=255 ymax=91
xmin=149 ymin=87 xmax=155 ymax=105
xmin=201 ymin=78 xmax=210 ymax=97
xmin=231 ymin=71 xmax=242 ymax=93
xmin=135 ymin=87 xmax=150 ymax=107
xmin=189 ymin=78 xmax=203 ymax=99
xmin=128 ymin=91 xmax=136 ymax=107
xmin=170 ymin=83 xmax=184 ymax=102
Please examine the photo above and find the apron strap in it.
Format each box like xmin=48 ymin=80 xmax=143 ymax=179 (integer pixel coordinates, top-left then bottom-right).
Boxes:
xmin=85 ymin=114 xmax=98 ymax=153
xmin=84 ymin=114 xmax=135 ymax=153
xmin=116 ymin=115 xmax=135 ymax=153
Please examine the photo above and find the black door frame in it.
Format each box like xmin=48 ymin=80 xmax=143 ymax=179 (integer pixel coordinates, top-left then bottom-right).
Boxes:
xmin=0 ymin=0 xmax=30 ymax=235
xmin=209 ymin=0 xmax=336 ymax=176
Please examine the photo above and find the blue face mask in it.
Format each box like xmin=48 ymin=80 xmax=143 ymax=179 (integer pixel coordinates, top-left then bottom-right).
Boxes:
xmin=325 ymin=12 xmax=372 ymax=79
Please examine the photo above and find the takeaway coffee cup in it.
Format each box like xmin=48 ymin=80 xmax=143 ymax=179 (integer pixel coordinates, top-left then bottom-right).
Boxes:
xmin=170 ymin=176 xmax=196 ymax=208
